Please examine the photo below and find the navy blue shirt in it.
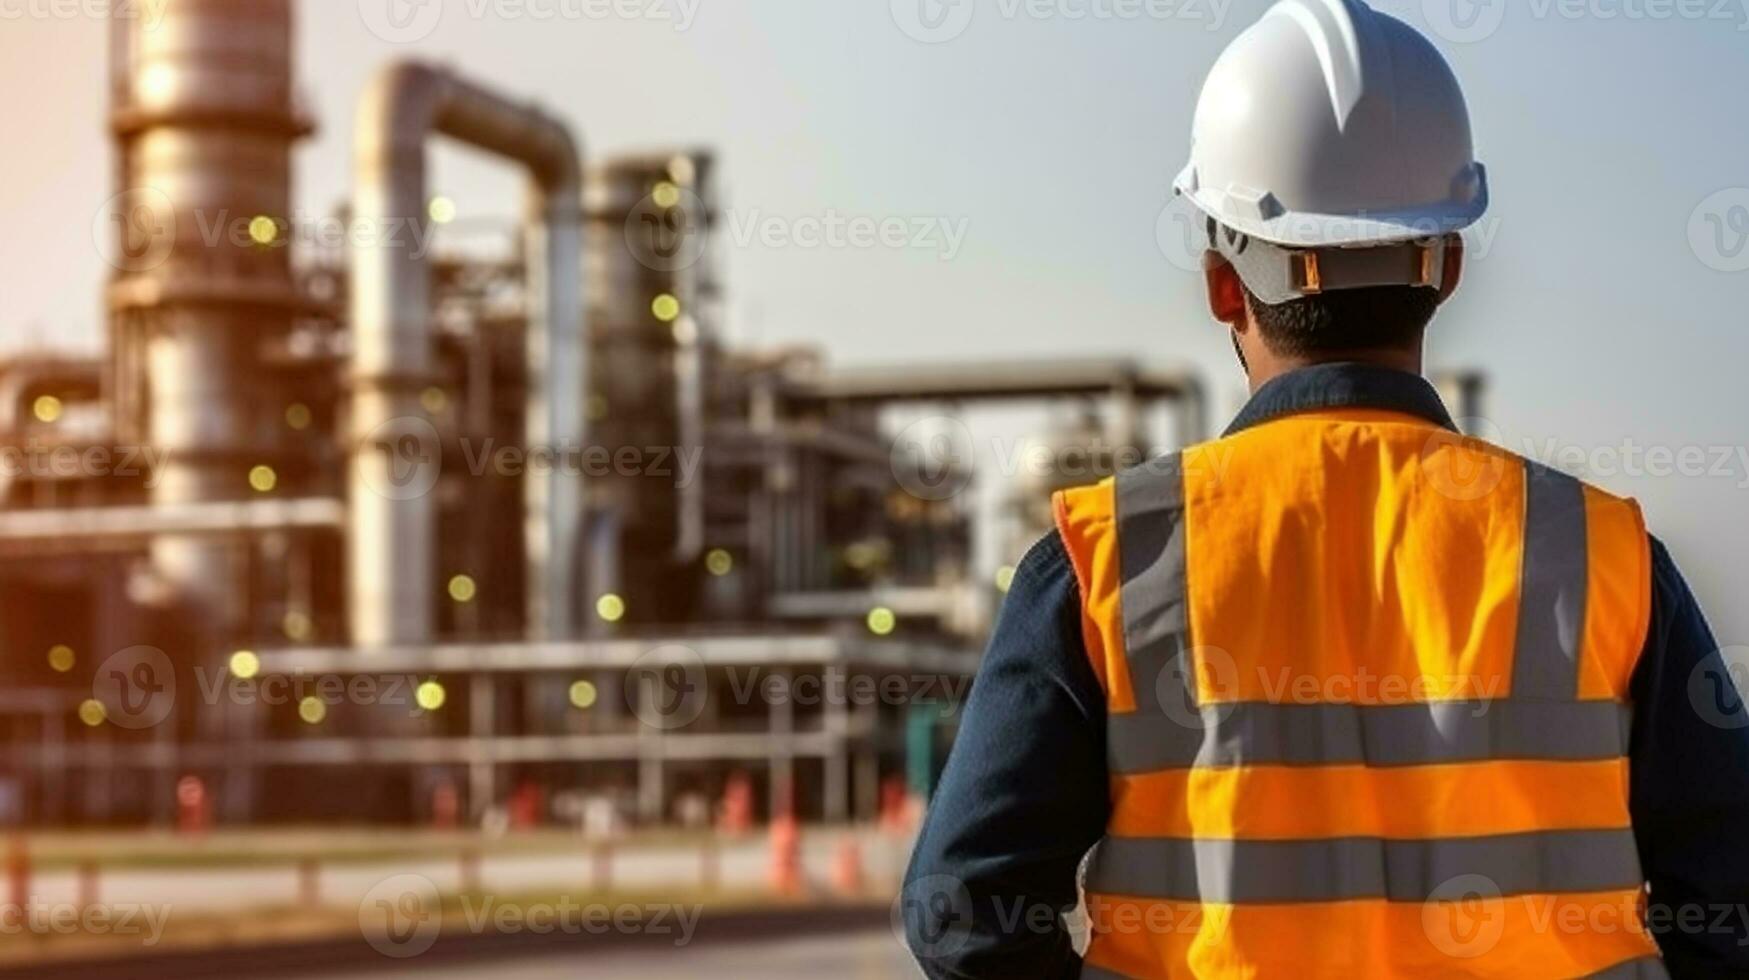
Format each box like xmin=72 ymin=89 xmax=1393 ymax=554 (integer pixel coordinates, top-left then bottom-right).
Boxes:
xmin=903 ymin=364 xmax=1749 ymax=979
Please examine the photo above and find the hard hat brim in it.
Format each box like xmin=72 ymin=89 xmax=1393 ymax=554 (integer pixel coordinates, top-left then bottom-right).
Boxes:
xmin=1175 ymin=162 xmax=1490 ymax=249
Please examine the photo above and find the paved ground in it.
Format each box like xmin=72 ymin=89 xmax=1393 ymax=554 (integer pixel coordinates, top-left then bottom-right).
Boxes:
xmin=309 ymin=927 xmax=922 ymax=980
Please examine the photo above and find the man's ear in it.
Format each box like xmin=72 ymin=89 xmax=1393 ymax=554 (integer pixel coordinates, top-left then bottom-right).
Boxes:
xmin=1203 ymin=251 xmax=1247 ymax=328
xmin=1436 ymin=234 xmax=1465 ymax=305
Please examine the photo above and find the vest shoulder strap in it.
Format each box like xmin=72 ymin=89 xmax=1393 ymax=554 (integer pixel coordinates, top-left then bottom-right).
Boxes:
xmin=1516 ymin=457 xmax=1651 ymax=702
xmin=1052 ymin=455 xmax=1186 ymax=714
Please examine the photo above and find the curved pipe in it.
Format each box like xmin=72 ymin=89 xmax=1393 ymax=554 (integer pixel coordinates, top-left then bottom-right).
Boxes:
xmin=350 ymin=61 xmax=585 ymax=647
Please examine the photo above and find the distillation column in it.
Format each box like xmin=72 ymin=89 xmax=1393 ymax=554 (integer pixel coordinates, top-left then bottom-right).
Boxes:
xmin=107 ymin=0 xmax=310 ymax=630
xmin=582 ymin=152 xmax=718 ymax=628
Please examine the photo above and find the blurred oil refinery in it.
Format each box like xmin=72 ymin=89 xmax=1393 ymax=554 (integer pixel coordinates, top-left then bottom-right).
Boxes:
xmin=0 ymin=0 xmax=1473 ymax=834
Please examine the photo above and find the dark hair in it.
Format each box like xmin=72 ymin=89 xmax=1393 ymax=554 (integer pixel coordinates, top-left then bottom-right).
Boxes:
xmin=1242 ymin=282 xmax=1439 ymax=357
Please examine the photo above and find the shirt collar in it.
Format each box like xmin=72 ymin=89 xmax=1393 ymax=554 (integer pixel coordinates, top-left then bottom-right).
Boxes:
xmin=1224 ymin=362 xmax=1458 ymax=438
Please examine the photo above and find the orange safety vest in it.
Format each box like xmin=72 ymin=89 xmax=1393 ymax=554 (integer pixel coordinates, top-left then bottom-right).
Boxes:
xmin=1053 ymin=408 xmax=1664 ymax=979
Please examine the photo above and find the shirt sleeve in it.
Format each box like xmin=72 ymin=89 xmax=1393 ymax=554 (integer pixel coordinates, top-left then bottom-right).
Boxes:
xmin=1629 ymin=536 xmax=1749 ymax=979
xmin=902 ymin=531 xmax=1111 ymax=980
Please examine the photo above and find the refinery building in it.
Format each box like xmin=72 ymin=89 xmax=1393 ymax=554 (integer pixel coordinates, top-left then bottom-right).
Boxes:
xmin=0 ymin=0 xmax=1426 ymax=832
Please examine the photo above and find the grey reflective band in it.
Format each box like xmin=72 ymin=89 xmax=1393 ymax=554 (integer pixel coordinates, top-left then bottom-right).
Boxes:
xmin=1208 ymin=220 xmax=1450 ymax=305
xmin=1080 ymin=953 xmax=1667 ymax=978
xmin=1513 ymin=462 xmax=1590 ymax=700
xmin=1114 ymin=453 xmax=1190 ymax=716
xmin=1086 ymin=829 xmax=1644 ymax=904
xmin=1588 ymin=959 xmax=1679 ymax=973
xmin=1108 ymin=699 xmax=1633 ymax=774
xmin=1587 ymin=958 xmax=1673 ymax=979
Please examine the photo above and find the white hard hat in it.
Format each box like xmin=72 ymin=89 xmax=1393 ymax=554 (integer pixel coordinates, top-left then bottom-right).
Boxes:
xmin=1176 ymin=0 xmax=1488 ymax=254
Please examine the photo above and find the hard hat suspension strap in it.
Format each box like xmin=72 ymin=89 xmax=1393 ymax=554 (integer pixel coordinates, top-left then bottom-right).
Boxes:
xmin=1209 ymin=220 xmax=1450 ymax=306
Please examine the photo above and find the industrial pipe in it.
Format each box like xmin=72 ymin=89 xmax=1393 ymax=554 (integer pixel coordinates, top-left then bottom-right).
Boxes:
xmin=350 ymin=62 xmax=585 ymax=647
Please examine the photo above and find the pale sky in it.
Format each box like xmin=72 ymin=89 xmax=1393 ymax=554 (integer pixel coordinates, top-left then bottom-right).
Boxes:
xmin=1 ymin=0 xmax=1745 ymax=641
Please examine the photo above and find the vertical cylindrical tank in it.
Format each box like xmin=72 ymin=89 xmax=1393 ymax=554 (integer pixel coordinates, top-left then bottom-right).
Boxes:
xmin=108 ymin=0 xmax=309 ymax=628
xmin=582 ymin=151 xmax=718 ymax=626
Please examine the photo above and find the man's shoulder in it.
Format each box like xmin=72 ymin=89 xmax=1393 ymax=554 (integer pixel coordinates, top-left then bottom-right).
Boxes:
xmin=1052 ymin=475 xmax=1117 ymax=541
xmin=1512 ymin=449 xmax=1640 ymax=508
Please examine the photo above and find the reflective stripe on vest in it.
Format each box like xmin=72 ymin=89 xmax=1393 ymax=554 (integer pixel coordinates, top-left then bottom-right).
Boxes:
xmin=1108 ymin=699 xmax=1632 ymax=773
xmin=1087 ymin=829 xmax=1643 ymax=904
xmin=1081 ymin=958 xmax=1671 ymax=980
xmin=1057 ymin=419 xmax=1659 ymax=979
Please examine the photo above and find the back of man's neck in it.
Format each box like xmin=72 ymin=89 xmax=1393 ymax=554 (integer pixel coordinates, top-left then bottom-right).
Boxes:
xmin=1246 ymin=349 xmax=1423 ymax=394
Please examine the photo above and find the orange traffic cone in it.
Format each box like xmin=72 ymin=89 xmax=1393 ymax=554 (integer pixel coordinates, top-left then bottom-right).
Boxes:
xmin=768 ymin=812 xmax=802 ymax=896
xmin=7 ymin=835 xmax=28 ymax=911
xmin=830 ymin=836 xmax=863 ymax=896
